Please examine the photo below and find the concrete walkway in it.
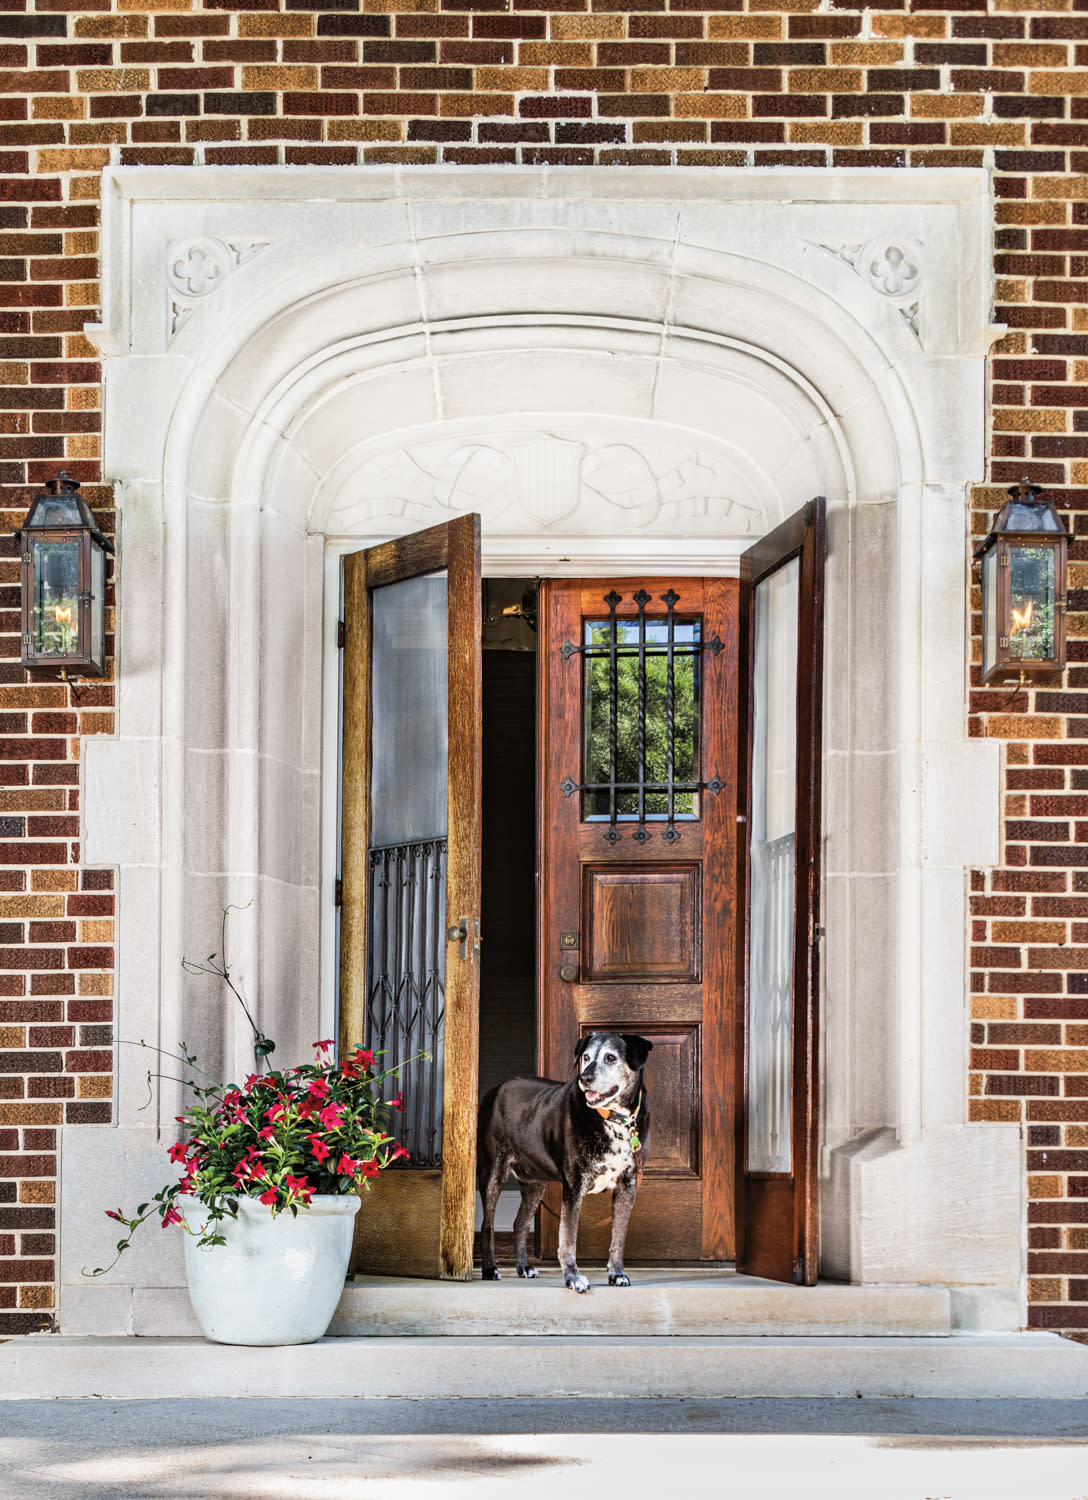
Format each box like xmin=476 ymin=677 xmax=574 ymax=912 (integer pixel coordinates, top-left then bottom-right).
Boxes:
xmin=2 ymin=1397 xmax=1087 ymax=1499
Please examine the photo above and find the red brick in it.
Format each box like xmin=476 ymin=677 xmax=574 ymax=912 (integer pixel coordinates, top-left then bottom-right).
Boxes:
xmin=65 ymin=946 xmax=113 ymax=970
xmin=63 ymin=1048 xmax=111 ymax=1072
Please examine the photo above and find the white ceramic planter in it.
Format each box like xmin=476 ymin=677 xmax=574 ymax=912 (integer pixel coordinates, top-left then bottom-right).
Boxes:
xmin=177 ymin=1193 xmax=360 ymax=1345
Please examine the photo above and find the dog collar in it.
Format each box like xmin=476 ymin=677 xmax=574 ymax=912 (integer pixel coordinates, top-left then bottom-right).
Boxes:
xmin=593 ymin=1093 xmax=642 ymax=1154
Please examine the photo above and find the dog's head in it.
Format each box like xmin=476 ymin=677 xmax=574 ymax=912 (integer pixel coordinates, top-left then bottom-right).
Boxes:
xmin=574 ymin=1032 xmax=653 ymax=1110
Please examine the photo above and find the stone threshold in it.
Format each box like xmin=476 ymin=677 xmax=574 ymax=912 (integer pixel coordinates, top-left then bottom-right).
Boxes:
xmin=332 ymin=1268 xmax=952 ymax=1339
xmin=4 ymin=1333 xmax=1088 ymax=1401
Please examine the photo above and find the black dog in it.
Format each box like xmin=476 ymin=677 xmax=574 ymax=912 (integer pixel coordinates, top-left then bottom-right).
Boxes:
xmin=476 ymin=1032 xmax=652 ymax=1292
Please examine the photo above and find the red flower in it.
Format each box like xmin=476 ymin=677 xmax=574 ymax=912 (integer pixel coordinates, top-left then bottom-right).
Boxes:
xmin=168 ymin=1141 xmax=188 ymax=1163
xmin=259 ymin=1187 xmax=278 ymax=1206
xmin=285 ymin=1173 xmax=313 ymax=1202
xmin=309 ymin=1135 xmax=331 ymax=1163
xmin=389 ymin=1144 xmax=410 ymax=1163
xmin=105 ymin=1209 xmax=124 ymax=1222
xmin=337 ymin=1154 xmax=361 ymax=1177
xmin=359 ymin=1159 xmax=380 ymax=1179
xmin=306 ymin=1078 xmax=330 ymax=1101
xmin=258 ymin=1125 xmax=275 ymax=1141
xmin=317 ymin=1102 xmax=346 ymax=1131
xmin=314 ymin=1038 xmax=335 ymax=1053
xmin=161 ymin=1206 xmax=182 ymax=1228
xmin=389 ymin=1093 xmax=404 ymax=1112
xmin=354 ymin=1048 xmax=375 ymax=1071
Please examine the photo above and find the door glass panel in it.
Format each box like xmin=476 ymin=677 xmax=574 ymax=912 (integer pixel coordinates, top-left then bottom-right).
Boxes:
xmin=370 ymin=573 xmax=448 ymax=846
xmin=367 ymin=572 xmax=448 ymax=1167
xmin=747 ymin=558 xmax=799 ymax=1174
xmin=580 ymin=588 xmax=701 ymax=843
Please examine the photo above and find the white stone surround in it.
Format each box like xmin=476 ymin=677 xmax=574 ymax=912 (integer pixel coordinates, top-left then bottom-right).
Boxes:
xmin=61 ymin=166 xmax=1017 ymax=1335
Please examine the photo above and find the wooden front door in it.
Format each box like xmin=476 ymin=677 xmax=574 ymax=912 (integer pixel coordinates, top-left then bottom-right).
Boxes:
xmin=339 ymin=514 xmax=482 ymax=1279
xmin=539 ymin=578 xmax=738 ymax=1262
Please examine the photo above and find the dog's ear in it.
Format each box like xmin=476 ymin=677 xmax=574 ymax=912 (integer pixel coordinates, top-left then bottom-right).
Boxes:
xmin=574 ymin=1034 xmax=592 ymax=1065
xmin=622 ymin=1034 xmax=653 ymax=1071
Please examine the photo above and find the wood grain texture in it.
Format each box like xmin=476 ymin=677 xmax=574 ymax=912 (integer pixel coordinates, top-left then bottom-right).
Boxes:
xmin=438 ymin=511 xmax=483 ymax=1280
xmin=540 ymin=577 xmax=737 ymax=1266
xmin=339 ymin=548 xmax=370 ymax=1061
xmin=583 ymin=864 xmax=700 ymax=982
xmin=351 ymin=1171 xmax=442 ymax=1278
xmin=700 ymin=575 xmax=739 ymax=1261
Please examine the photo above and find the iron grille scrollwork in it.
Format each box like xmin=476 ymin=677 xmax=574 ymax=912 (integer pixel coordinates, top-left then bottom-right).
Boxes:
xmin=560 ymin=587 xmax=724 ymax=844
xmin=365 ymin=837 xmax=447 ymax=1168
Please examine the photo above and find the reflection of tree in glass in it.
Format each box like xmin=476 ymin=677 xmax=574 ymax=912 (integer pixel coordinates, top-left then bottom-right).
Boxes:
xmin=583 ymin=621 xmax=699 ymax=818
xmin=1009 ymin=546 xmax=1055 ymax=661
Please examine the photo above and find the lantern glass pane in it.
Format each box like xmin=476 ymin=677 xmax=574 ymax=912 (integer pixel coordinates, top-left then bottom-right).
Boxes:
xmin=90 ymin=541 xmax=105 ymax=673
xmin=1008 ymin=543 xmax=1056 ymax=663
xmin=30 ymin=538 xmax=80 ymax=658
xmin=982 ymin=545 xmax=997 ymax=681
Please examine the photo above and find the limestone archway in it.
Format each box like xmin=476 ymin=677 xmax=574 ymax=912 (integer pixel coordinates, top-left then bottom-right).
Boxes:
xmin=64 ymin=168 xmax=1020 ymax=1335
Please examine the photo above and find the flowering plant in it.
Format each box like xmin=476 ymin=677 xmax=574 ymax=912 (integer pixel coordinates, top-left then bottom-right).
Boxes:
xmin=89 ymin=1039 xmax=410 ymax=1274
xmin=88 ymin=908 xmax=414 ymax=1275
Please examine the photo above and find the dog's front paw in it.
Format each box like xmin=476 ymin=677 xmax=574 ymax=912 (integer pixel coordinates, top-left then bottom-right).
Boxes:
xmin=608 ymin=1271 xmax=631 ymax=1287
xmin=481 ymin=1266 xmax=502 ymax=1281
xmin=565 ymin=1272 xmax=591 ymax=1293
xmin=517 ymin=1265 xmax=538 ymax=1278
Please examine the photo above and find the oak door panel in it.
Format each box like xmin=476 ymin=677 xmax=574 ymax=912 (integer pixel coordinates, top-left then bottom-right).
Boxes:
xmin=582 ymin=864 xmax=700 ymax=983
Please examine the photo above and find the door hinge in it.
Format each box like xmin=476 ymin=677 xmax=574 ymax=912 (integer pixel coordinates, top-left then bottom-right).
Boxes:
xmin=334 ymin=877 xmax=342 ymax=908
xmin=337 ymin=619 xmax=346 ymax=649
xmin=793 ymin=1257 xmax=804 ymax=1285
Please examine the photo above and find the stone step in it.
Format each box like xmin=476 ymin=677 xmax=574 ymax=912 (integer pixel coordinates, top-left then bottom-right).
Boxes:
xmin=5 ymin=1332 xmax=1088 ymax=1401
xmin=331 ymin=1269 xmax=952 ymax=1339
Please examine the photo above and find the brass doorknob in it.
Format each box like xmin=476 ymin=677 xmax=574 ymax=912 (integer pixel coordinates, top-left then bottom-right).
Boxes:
xmin=559 ymin=963 xmax=579 ymax=983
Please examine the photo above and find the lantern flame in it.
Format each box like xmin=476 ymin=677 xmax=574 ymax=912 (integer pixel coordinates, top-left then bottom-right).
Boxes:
xmin=1010 ymin=599 xmax=1033 ymax=637
xmin=54 ymin=606 xmax=72 ymax=627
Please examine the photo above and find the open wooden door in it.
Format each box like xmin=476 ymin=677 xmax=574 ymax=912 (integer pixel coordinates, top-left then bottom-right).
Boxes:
xmin=339 ymin=514 xmax=482 ymax=1279
xmin=736 ymin=499 xmax=826 ymax=1285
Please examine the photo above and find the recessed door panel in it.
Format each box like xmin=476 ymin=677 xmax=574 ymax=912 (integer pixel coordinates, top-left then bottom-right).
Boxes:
xmin=582 ymin=864 xmax=700 ymax=983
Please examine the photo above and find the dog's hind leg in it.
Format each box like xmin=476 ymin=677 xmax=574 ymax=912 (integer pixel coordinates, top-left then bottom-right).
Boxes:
xmin=559 ymin=1184 xmax=590 ymax=1293
xmin=479 ymin=1155 xmax=508 ymax=1281
xmin=512 ymin=1180 xmax=545 ymax=1278
xmin=607 ymin=1173 xmax=637 ymax=1286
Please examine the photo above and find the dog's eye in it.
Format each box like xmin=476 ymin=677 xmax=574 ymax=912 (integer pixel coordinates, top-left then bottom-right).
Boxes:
xmin=604 ymin=1053 xmax=616 ymax=1063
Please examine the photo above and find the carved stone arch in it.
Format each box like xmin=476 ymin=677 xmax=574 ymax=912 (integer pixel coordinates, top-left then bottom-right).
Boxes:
xmin=66 ymin=171 xmax=1021 ymax=1337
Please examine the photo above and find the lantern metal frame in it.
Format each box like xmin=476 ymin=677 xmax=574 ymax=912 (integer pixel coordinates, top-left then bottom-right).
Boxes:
xmin=974 ymin=478 xmax=1068 ymax=685
xmin=13 ymin=471 xmax=114 ymax=679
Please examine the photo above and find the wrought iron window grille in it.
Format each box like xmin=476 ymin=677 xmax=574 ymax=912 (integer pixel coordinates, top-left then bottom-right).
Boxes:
xmin=366 ymin=837 xmax=447 ymax=1168
xmin=561 ymin=588 xmax=724 ymax=845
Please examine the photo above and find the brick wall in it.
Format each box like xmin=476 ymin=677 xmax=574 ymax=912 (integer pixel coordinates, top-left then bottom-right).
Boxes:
xmin=2 ymin=0 xmax=1087 ymax=1337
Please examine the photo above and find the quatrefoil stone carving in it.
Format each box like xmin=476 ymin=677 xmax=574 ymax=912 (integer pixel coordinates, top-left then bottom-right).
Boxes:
xmin=167 ymin=238 xmax=232 ymax=300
